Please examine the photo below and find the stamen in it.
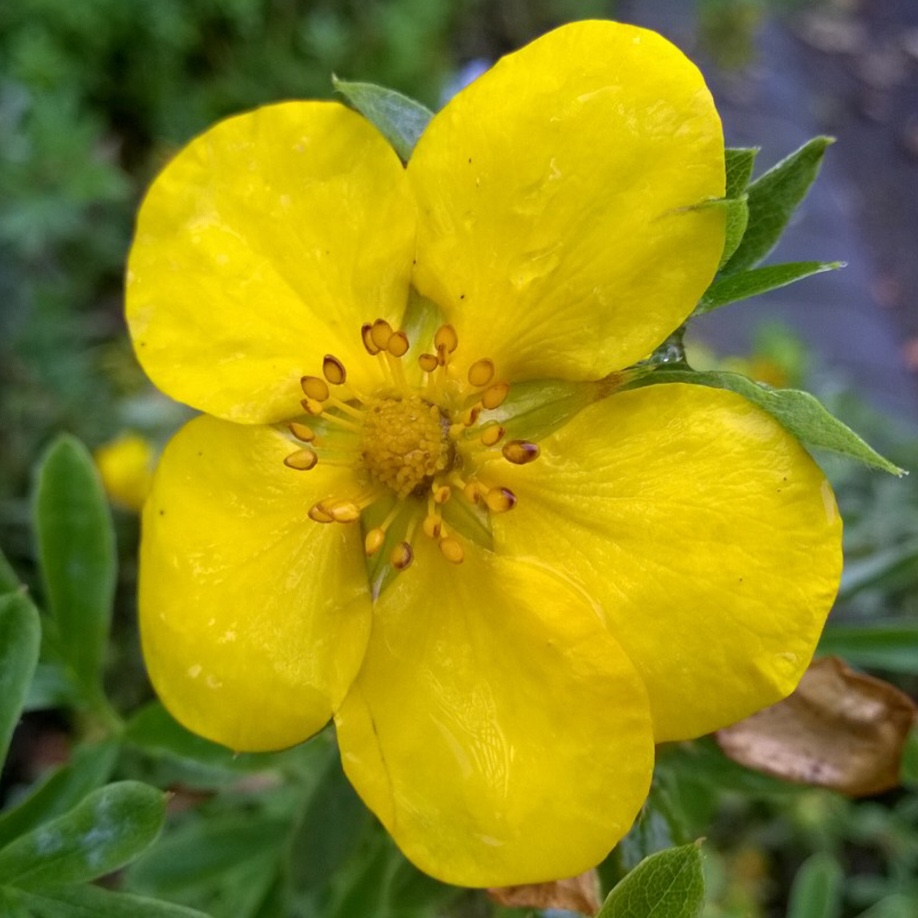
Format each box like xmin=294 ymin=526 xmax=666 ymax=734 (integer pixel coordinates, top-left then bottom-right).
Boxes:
xmin=468 ymin=358 xmax=495 ymax=388
xmin=480 ymin=423 xmax=506 ymax=447
xmin=308 ymin=503 xmax=335 ymax=523
xmin=365 ymin=528 xmax=386 ymax=556
xmin=390 ymin=541 xmax=414 ymax=570
xmin=387 ymin=331 xmax=409 ymax=358
xmin=433 ymin=484 xmax=451 ymax=504
xmin=361 ymin=323 xmax=381 ymax=355
xmin=481 ymin=382 xmax=510 ymax=410
xmin=326 ymin=500 xmax=361 ymax=523
xmin=418 ymin=353 xmax=438 ymax=373
xmin=289 ymin=422 xmax=316 ymax=442
xmin=323 ymin=355 xmax=347 ymax=385
xmin=304 ymin=406 xmax=361 ymax=433
xmin=326 ymin=396 xmax=365 ymax=421
xmin=284 ymin=448 xmax=318 ymax=471
xmin=300 ymin=397 xmax=324 ymax=416
xmin=484 ymin=487 xmax=517 ymax=513
xmin=439 ymin=537 xmax=464 ymax=564
xmin=422 ymin=513 xmax=442 ymax=539
xmin=502 ymin=440 xmax=540 ymax=464
xmin=301 ymin=376 xmax=330 ymax=402
xmin=462 ymin=406 xmax=481 ymax=427
xmin=370 ymin=319 xmax=393 ymax=351
xmin=434 ymin=324 xmax=459 ymax=354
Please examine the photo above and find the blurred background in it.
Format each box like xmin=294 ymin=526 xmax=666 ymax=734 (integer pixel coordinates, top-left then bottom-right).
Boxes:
xmin=1 ymin=1 xmax=918 ymax=916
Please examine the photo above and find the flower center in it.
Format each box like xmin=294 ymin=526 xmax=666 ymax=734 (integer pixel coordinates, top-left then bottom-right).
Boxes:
xmin=282 ymin=318 xmax=541 ymax=577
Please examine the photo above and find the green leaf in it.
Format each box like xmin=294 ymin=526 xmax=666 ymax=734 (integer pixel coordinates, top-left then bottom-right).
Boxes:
xmin=725 ymin=147 xmax=758 ymax=199
xmin=838 ymin=541 xmax=918 ymax=598
xmin=634 ymin=369 xmax=903 ymax=475
xmin=0 ymin=742 xmax=119 ymax=850
xmin=23 ymin=662 xmax=80 ymax=714
xmin=0 ymin=781 xmax=164 ymax=890
xmin=818 ymin=623 xmax=918 ymax=673
xmin=695 ymin=261 xmax=843 ymax=315
xmin=719 ymin=194 xmax=749 ymax=268
xmin=722 ymin=137 xmax=834 ymax=274
xmin=332 ymin=78 xmax=432 ymax=162
xmin=786 ymin=853 xmax=844 ymax=918
xmin=598 ymin=843 xmax=705 ymax=918
xmin=7 ymin=884 xmax=212 ymax=917
xmin=0 ymin=592 xmax=41 ymax=768
xmin=0 ymin=548 xmax=21 ymax=594
xmin=32 ymin=435 xmax=116 ymax=698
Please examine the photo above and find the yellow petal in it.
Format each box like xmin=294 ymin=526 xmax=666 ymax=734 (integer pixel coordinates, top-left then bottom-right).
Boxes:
xmin=492 ymin=384 xmax=842 ymax=742
xmin=335 ymin=539 xmax=654 ymax=886
xmin=127 ymin=102 xmax=416 ymax=423
xmin=408 ymin=21 xmax=724 ymax=381
xmin=140 ymin=415 xmax=372 ymax=751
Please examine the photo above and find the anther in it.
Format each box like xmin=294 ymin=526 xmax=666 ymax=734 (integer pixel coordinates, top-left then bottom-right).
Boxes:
xmin=462 ymin=406 xmax=481 ymax=427
xmin=468 ymin=358 xmax=495 ymax=388
xmin=502 ymin=440 xmax=540 ymax=464
xmin=328 ymin=501 xmax=361 ymax=523
xmin=418 ymin=353 xmax=438 ymax=373
xmin=434 ymin=324 xmax=459 ymax=354
xmin=284 ymin=448 xmax=318 ymax=471
xmin=300 ymin=397 xmax=324 ymax=416
xmin=480 ymin=423 xmax=505 ymax=447
xmin=484 ymin=487 xmax=517 ymax=513
xmin=308 ymin=503 xmax=335 ymax=523
xmin=365 ymin=528 xmax=386 ymax=556
xmin=481 ymin=382 xmax=510 ymax=410
xmin=422 ymin=514 xmax=442 ymax=539
xmin=463 ymin=482 xmax=481 ymax=504
xmin=433 ymin=485 xmax=451 ymax=504
xmin=289 ymin=422 xmax=316 ymax=442
xmin=370 ymin=319 xmax=393 ymax=351
xmin=439 ymin=537 xmax=464 ymax=564
xmin=391 ymin=541 xmax=414 ymax=570
xmin=361 ymin=323 xmax=381 ymax=355
xmin=387 ymin=331 xmax=409 ymax=358
xmin=322 ymin=355 xmax=347 ymax=385
xmin=301 ymin=376 xmax=330 ymax=402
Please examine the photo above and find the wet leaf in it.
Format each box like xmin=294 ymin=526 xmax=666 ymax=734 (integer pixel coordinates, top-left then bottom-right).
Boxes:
xmin=488 ymin=869 xmax=601 ymax=916
xmin=716 ymin=656 xmax=917 ymax=796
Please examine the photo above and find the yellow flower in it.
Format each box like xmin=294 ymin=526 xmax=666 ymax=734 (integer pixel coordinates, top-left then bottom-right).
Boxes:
xmin=126 ymin=22 xmax=842 ymax=887
xmin=93 ymin=432 xmax=155 ymax=511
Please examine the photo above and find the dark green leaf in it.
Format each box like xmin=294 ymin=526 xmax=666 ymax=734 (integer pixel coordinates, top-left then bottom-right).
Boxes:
xmin=0 ymin=548 xmax=21 ymax=594
xmin=719 ymin=195 xmax=749 ymax=268
xmin=32 ymin=435 xmax=116 ymax=696
xmin=787 ymin=853 xmax=844 ymax=918
xmin=0 ymin=743 xmax=119 ymax=850
xmin=598 ymin=843 xmax=705 ymax=918
xmin=8 ymin=883 xmax=212 ymax=917
xmin=818 ymin=623 xmax=918 ymax=673
xmin=0 ymin=781 xmax=164 ymax=890
xmin=722 ymin=137 xmax=833 ymax=273
xmin=0 ymin=592 xmax=41 ymax=768
xmin=725 ymin=147 xmax=758 ymax=199
xmin=23 ymin=662 xmax=80 ymax=714
xmin=633 ymin=369 xmax=903 ymax=475
xmin=838 ymin=542 xmax=918 ymax=598
xmin=695 ymin=261 xmax=843 ymax=315
xmin=332 ymin=78 xmax=432 ymax=162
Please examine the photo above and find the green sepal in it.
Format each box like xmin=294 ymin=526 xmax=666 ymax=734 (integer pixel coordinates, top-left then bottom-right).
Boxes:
xmin=0 ymin=592 xmax=41 ymax=768
xmin=0 ymin=782 xmax=165 ymax=891
xmin=5 ymin=884 xmax=212 ymax=917
xmin=632 ymin=368 xmax=903 ymax=475
xmin=31 ymin=434 xmax=116 ymax=700
xmin=332 ymin=77 xmax=433 ymax=162
xmin=722 ymin=137 xmax=834 ymax=274
xmin=725 ymin=146 xmax=759 ymax=199
xmin=694 ymin=260 xmax=844 ymax=315
xmin=598 ymin=843 xmax=705 ymax=918
xmin=786 ymin=852 xmax=844 ymax=918
xmin=0 ymin=742 xmax=119 ymax=851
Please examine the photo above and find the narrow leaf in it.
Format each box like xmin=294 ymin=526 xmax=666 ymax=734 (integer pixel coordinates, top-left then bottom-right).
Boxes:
xmin=0 ymin=593 xmax=41 ymax=768
xmin=723 ymin=137 xmax=834 ymax=273
xmin=332 ymin=78 xmax=432 ymax=162
xmin=818 ymin=622 xmax=918 ymax=673
xmin=598 ymin=843 xmax=705 ymax=918
xmin=634 ymin=369 xmax=903 ymax=475
xmin=0 ymin=742 xmax=119 ymax=850
xmin=0 ymin=547 xmax=20 ymax=594
xmin=786 ymin=853 xmax=844 ymax=918
xmin=696 ymin=261 xmax=843 ymax=315
xmin=10 ymin=884 xmax=212 ymax=917
xmin=725 ymin=147 xmax=758 ymax=199
xmin=0 ymin=781 xmax=164 ymax=890
xmin=838 ymin=541 xmax=918 ymax=599
xmin=32 ymin=434 xmax=116 ymax=696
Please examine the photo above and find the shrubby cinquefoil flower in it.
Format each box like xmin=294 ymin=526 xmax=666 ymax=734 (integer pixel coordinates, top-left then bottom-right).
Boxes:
xmin=126 ymin=21 xmax=842 ymax=886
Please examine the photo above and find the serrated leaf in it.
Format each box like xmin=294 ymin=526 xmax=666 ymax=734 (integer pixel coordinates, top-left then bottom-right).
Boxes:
xmin=818 ymin=622 xmax=918 ymax=673
xmin=725 ymin=147 xmax=758 ymax=199
xmin=786 ymin=853 xmax=844 ymax=918
xmin=0 ymin=548 xmax=20 ymax=594
xmin=598 ymin=843 xmax=705 ymax=918
xmin=8 ymin=883 xmax=211 ymax=917
xmin=0 ymin=592 xmax=41 ymax=768
xmin=0 ymin=742 xmax=119 ymax=850
xmin=722 ymin=137 xmax=833 ymax=274
xmin=0 ymin=782 xmax=164 ymax=890
xmin=695 ymin=261 xmax=843 ymax=315
xmin=32 ymin=435 xmax=116 ymax=696
xmin=634 ymin=369 xmax=903 ymax=475
xmin=332 ymin=78 xmax=432 ymax=162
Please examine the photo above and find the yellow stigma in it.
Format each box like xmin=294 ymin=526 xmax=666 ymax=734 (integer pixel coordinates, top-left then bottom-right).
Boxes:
xmin=361 ymin=395 xmax=452 ymax=499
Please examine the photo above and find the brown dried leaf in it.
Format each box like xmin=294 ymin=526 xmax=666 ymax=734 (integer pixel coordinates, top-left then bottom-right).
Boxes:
xmin=488 ymin=868 xmax=601 ymax=916
xmin=716 ymin=656 xmax=917 ymax=796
